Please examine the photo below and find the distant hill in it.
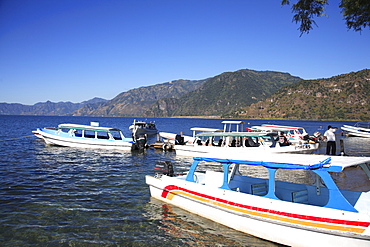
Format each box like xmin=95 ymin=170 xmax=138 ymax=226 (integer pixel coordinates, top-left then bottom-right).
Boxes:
xmin=145 ymin=69 xmax=301 ymax=117
xmin=72 ymin=79 xmax=206 ymax=116
xmin=239 ymin=69 xmax=370 ymax=121
xmin=0 ymin=97 xmax=107 ymax=116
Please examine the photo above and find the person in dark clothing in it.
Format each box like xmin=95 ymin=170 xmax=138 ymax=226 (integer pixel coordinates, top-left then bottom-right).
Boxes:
xmin=277 ymin=131 xmax=290 ymax=146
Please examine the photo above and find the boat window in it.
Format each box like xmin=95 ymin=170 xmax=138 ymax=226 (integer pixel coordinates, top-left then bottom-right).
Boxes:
xmin=96 ymin=131 xmax=109 ymax=139
xmin=110 ymin=130 xmax=122 ymax=140
xmin=73 ymin=129 xmax=83 ymax=137
xmin=60 ymin=128 xmax=70 ymax=133
xmin=84 ymin=130 xmax=95 ymax=138
xmin=330 ymin=165 xmax=370 ymax=192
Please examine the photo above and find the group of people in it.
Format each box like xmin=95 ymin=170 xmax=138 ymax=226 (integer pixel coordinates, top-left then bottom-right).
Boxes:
xmin=277 ymin=125 xmax=338 ymax=155
xmin=194 ymin=125 xmax=339 ymax=155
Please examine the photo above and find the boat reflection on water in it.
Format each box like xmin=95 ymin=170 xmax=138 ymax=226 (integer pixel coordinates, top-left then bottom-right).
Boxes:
xmin=145 ymin=198 xmax=282 ymax=247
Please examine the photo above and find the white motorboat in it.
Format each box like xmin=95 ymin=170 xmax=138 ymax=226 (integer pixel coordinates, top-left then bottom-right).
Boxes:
xmin=171 ymin=121 xmax=319 ymax=156
xmin=146 ymin=154 xmax=370 ymax=246
xmin=32 ymin=122 xmax=142 ymax=150
xmin=174 ymin=131 xmax=319 ymax=156
xmin=129 ymin=120 xmax=158 ymax=136
xmin=159 ymin=121 xmax=244 ymax=146
xmin=159 ymin=127 xmax=223 ymax=147
xmin=341 ymin=122 xmax=370 ymax=138
xmin=251 ymin=124 xmax=322 ymax=143
xmin=159 ymin=121 xmax=249 ymax=148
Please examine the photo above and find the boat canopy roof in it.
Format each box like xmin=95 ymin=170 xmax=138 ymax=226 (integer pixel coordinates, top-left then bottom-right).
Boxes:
xmin=132 ymin=120 xmax=156 ymax=125
xmin=192 ymin=154 xmax=370 ymax=172
xmin=133 ymin=121 xmax=155 ymax=125
xmin=255 ymin=124 xmax=305 ymax=131
xmin=190 ymin=127 xmax=223 ymax=132
xmin=221 ymin=120 xmax=246 ymax=124
xmin=196 ymin=131 xmax=270 ymax=137
xmin=133 ymin=122 xmax=147 ymax=125
xmin=57 ymin=124 xmax=121 ymax=132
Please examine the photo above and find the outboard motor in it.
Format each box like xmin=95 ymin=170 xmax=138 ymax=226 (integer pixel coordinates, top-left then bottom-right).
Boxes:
xmin=302 ymin=134 xmax=310 ymax=141
xmin=133 ymin=134 xmax=147 ymax=150
xmin=154 ymin=161 xmax=174 ymax=177
xmin=312 ymin=131 xmax=322 ymax=142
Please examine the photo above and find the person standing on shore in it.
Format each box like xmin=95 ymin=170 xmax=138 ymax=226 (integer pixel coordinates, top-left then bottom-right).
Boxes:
xmin=323 ymin=125 xmax=338 ymax=155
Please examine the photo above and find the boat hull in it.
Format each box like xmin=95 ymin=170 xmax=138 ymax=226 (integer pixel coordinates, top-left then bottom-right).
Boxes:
xmin=174 ymin=142 xmax=319 ymax=157
xmin=130 ymin=127 xmax=158 ymax=136
xmin=159 ymin=132 xmax=195 ymax=144
xmin=146 ymin=175 xmax=370 ymax=247
xmin=37 ymin=129 xmax=133 ymax=150
xmin=129 ymin=121 xmax=158 ymax=136
xmin=341 ymin=126 xmax=370 ymax=138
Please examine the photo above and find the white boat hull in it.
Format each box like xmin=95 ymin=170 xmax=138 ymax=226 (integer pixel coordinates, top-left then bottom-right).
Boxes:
xmin=146 ymin=174 xmax=370 ymax=247
xmin=159 ymin=132 xmax=195 ymax=144
xmin=174 ymin=142 xmax=319 ymax=157
xmin=37 ymin=129 xmax=133 ymax=150
xmin=341 ymin=126 xmax=370 ymax=138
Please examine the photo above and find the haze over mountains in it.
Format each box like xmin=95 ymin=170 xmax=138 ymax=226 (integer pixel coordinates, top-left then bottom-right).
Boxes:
xmin=1 ymin=68 xmax=369 ymax=121
xmin=0 ymin=97 xmax=107 ymax=116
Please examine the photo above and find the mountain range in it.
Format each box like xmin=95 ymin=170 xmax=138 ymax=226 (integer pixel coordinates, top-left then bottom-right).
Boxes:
xmin=0 ymin=98 xmax=107 ymax=116
xmin=1 ymin=68 xmax=369 ymax=120
xmin=145 ymin=70 xmax=301 ymax=117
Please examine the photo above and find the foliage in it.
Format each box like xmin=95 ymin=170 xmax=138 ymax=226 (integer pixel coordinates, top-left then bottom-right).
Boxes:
xmin=282 ymin=0 xmax=370 ymax=35
xmin=240 ymin=69 xmax=370 ymax=121
xmin=74 ymin=79 xmax=205 ymax=117
xmin=340 ymin=0 xmax=370 ymax=31
xmin=155 ymin=69 xmax=301 ymax=117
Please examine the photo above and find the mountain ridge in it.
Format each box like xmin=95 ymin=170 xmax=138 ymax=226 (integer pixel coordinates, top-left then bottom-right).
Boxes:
xmin=238 ymin=69 xmax=370 ymax=120
xmin=0 ymin=97 xmax=107 ymax=116
xmin=1 ymin=69 xmax=368 ymax=121
xmin=147 ymin=69 xmax=301 ymax=117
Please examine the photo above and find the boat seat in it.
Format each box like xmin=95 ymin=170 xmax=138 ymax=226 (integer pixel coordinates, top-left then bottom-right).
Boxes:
xmin=251 ymin=183 xmax=267 ymax=196
xmin=292 ymin=190 xmax=308 ymax=204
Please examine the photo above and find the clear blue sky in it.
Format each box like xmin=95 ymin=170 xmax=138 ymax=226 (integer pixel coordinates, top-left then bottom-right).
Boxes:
xmin=1 ymin=0 xmax=369 ymax=105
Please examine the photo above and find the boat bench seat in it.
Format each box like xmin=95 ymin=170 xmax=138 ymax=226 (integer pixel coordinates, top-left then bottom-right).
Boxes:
xmin=251 ymin=183 xmax=268 ymax=196
xmin=292 ymin=189 xmax=308 ymax=204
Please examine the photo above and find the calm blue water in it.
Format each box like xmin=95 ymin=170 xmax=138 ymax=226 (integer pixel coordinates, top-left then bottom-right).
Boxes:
xmin=0 ymin=116 xmax=369 ymax=246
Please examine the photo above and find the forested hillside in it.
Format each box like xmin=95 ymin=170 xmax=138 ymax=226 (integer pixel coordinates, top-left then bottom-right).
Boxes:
xmin=239 ymin=69 xmax=370 ymax=120
xmin=2 ymin=69 xmax=368 ymax=121
xmin=72 ymin=79 xmax=205 ymax=116
xmin=145 ymin=69 xmax=301 ymax=117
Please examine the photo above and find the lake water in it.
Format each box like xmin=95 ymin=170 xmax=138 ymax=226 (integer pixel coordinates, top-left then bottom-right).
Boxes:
xmin=0 ymin=115 xmax=369 ymax=246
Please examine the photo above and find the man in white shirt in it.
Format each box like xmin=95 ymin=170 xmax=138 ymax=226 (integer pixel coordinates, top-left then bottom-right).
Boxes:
xmin=323 ymin=125 xmax=338 ymax=155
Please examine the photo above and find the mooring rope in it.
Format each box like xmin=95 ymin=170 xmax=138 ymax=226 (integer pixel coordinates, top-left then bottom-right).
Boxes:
xmin=0 ymin=135 xmax=34 ymax=142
